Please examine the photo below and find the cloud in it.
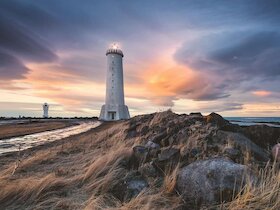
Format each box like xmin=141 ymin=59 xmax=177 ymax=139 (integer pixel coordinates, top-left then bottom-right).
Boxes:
xmin=0 ymin=15 xmax=57 ymax=63
xmin=175 ymin=31 xmax=280 ymax=77
xmin=0 ymin=51 xmax=29 ymax=79
xmin=0 ymin=0 xmax=279 ymax=117
xmin=209 ymin=32 xmax=280 ymax=77
xmin=135 ymin=60 xmax=232 ymax=106
xmin=252 ymin=90 xmax=272 ymax=97
xmin=174 ymin=31 xmax=280 ymax=104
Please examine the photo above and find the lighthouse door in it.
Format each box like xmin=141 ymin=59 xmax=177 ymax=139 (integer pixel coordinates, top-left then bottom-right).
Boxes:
xmin=108 ymin=111 xmax=116 ymax=120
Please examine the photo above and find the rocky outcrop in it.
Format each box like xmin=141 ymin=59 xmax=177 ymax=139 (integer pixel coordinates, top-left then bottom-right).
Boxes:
xmin=241 ymin=125 xmax=280 ymax=148
xmin=205 ymin=112 xmax=229 ymax=128
xmin=177 ymin=158 xmax=256 ymax=207
xmin=121 ymin=111 xmax=279 ymax=207
xmin=214 ymin=131 xmax=269 ymax=162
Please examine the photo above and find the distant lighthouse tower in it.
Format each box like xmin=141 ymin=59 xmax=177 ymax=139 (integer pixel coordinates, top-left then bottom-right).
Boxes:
xmin=99 ymin=44 xmax=130 ymax=121
xmin=43 ymin=103 xmax=49 ymax=118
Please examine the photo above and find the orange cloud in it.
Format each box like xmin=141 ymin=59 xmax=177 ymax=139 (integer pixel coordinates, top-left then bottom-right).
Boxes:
xmin=135 ymin=55 xmax=226 ymax=106
xmin=252 ymin=90 xmax=272 ymax=97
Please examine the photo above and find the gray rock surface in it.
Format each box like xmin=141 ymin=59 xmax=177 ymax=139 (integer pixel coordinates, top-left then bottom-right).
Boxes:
xmin=158 ymin=147 xmax=180 ymax=162
xmin=215 ymin=131 xmax=269 ymax=161
xmin=177 ymin=158 xmax=256 ymax=206
xmin=110 ymin=171 xmax=148 ymax=202
xmin=272 ymin=143 xmax=280 ymax=162
xmin=132 ymin=145 xmax=148 ymax=165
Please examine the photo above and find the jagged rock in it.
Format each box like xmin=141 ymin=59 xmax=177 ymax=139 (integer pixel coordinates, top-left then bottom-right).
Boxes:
xmin=241 ymin=125 xmax=280 ymax=148
xmin=110 ymin=171 xmax=148 ymax=201
xmin=188 ymin=113 xmax=204 ymax=122
xmin=145 ymin=140 xmax=160 ymax=150
xmin=272 ymin=143 xmax=280 ymax=162
xmin=223 ymin=147 xmax=240 ymax=161
xmin=151 ymin=131 xmax=168 ymax=145
xmin=154 ymin=147 xmax=180 ymax=171
xmin=177 ymin=158 xmax=256 ymax=206
xmin=189 ymin=112 xmax=203 ymax=117
xmin=125 ymin=123 xmax=138 ymax=138
xmin=132 ymin=146 xmax=148 ymax=166
xmin=140 ymin=125 xmax=149 ymax=135
xmin=145 ymin=140 xmax=160 ymax=158
xmin=158 ymin=147 xmax=180 ymax=162
xmin=139 ymin=162 xmax=158 ymax=178
xmin=206 ymin=112 xmax=229 ymax=128
xmin=190 ymin=148 xmax=201 ymax=158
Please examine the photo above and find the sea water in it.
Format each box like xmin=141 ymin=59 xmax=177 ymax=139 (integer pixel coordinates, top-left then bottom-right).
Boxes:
xmin=225 ymin=117 xmax=280 ymax=127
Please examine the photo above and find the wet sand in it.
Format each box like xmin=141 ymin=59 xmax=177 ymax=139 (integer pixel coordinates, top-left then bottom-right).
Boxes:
xmin=0 ymin=121 xmax=113 ymax=172
xmin=0 ymin=120 xmax=77 ymax=140
xmin=0 ymin=121 xmax=101 ymax=155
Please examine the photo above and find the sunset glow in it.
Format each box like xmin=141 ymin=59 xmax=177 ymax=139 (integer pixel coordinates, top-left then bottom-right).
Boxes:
xmin=0 ymin=0 xmax=279 ymax=117
xmin=252 ymin=90 xmax=272 ymax=97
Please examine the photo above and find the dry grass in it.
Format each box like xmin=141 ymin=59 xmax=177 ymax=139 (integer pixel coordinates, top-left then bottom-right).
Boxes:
xmin=219 ymin=161 xmax=280 ymax=210
xmin=0 ymin=117 xmax=279 ymax=210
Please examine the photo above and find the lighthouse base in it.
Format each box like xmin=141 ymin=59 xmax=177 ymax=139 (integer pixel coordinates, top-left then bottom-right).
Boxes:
xmin=99 ymin=104 xmax=130 ymax=121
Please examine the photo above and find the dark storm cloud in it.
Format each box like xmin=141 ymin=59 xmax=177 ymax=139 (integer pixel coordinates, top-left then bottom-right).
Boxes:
xmin=0 ymin=0 xmax=59 ymax=80
xmin=175 ymin=31 xmax=280 ymax=77
xmin=209 ymin=32 xmax=280 ymax=76
xmin=174 ymin=30 xmax=280 ymax=101
xmin=0 ymin=51 xmax=29 ymax=79
xmin=0 ymin=15 xmax=57 ymax=63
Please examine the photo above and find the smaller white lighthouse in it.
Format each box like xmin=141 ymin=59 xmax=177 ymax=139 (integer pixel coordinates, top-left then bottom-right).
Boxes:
xmin=43 ymin=103 xmax=49 ymax=118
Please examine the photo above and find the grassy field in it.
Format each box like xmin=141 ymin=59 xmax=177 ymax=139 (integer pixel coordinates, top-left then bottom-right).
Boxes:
xmin=0 ymin=114 xmax=278 ymax=209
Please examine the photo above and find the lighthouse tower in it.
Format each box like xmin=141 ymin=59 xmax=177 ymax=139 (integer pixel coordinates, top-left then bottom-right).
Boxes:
xmin=43 ymin=103 xmax=49 ymax=118
xmin=99 ymin=44 xmax=130 ymax=121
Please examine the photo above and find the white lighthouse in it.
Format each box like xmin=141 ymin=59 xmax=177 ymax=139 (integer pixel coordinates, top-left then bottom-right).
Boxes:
xmin=43 ymin=103 xmax=49 ymax=118
xmin=99 ymin=44 xmax=130 ymax=121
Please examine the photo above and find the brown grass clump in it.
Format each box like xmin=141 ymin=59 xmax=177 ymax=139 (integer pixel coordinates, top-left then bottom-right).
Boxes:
xmin=83 ymin=146 xmax=131 ymax=194
xmin=0 ymin=173 xmax=70 ymax=209
xmin=219 ymin=162 xmax=280 ymax=210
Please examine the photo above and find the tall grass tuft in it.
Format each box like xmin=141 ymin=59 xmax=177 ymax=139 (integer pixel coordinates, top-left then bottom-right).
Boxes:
xmin=219 ymin=161 xmax=280 ymax=210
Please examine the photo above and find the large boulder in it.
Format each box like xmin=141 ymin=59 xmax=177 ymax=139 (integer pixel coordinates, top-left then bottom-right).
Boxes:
xmin=177 ymin=158 xmax=256 ymax=207
xmin=215 ymin=131 xmax=269 ymax=162
xmin=205 ymin=112 xmax=229 ymax=128
xmin=241 ymin=125 xmax=280 ymax=148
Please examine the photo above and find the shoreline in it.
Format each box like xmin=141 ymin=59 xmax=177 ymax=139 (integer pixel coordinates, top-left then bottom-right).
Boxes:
xmin=0 ymin=121 xmax=111 ymax=167
xmin=0 ymin=120 xmax=84 ymax=140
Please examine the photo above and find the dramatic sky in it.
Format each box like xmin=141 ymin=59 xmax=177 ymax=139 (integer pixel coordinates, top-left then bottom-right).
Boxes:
xmin=0 ymin=0 xmax=280 ymax=117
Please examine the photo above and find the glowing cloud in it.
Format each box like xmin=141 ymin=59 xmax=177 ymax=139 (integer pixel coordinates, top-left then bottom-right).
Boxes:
xmin=252 ymin=90 xmax=272 ymax=97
